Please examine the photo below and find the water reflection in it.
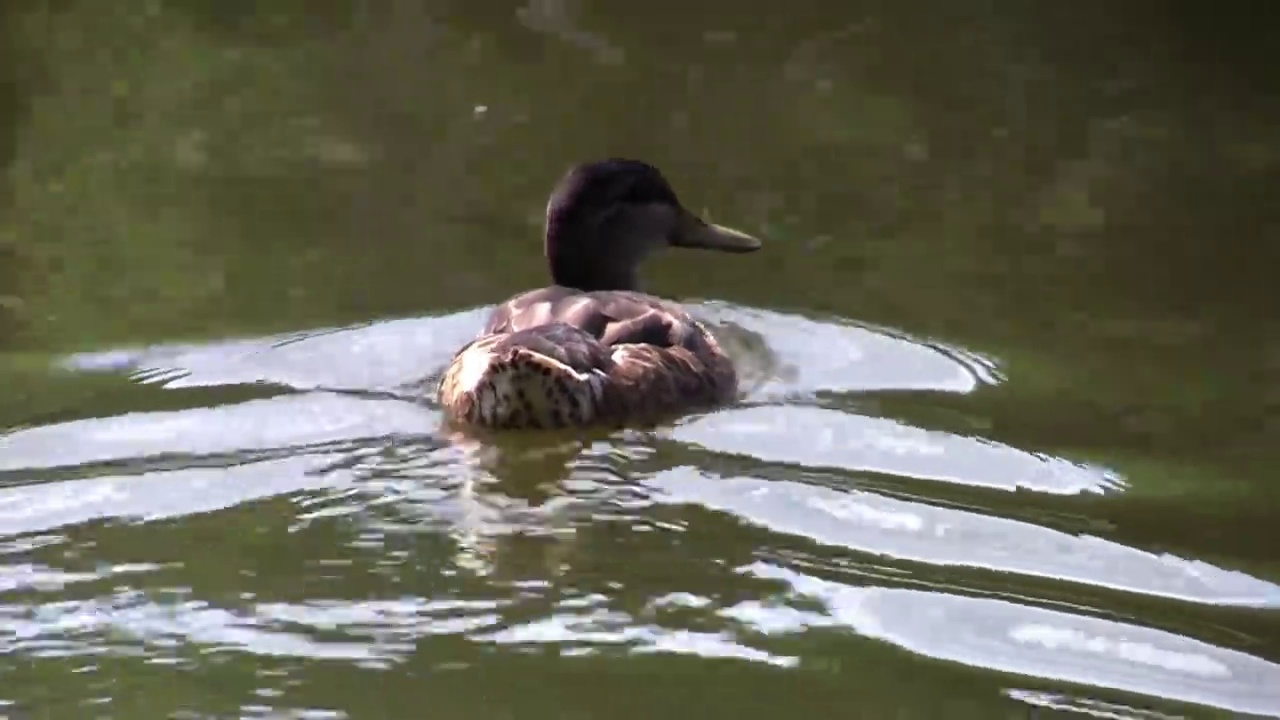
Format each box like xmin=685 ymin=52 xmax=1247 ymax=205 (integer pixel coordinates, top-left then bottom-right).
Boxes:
xmin=5 ymin=0 xmax=1279 ymax=716
xmin=3 ymin=305 xmax=1278 ymax=716
xmin=674 ymin=406 xmax=1122 ymax=494
xmin=1005 ymin=689 xmax=1188 ymax=719
xmin=59 ymin=309 xmax=490 ymax=394
xmin=0 ymin=393 xmax=440 ymax=474
xmin=732 ymin=562 xmax=1280 ymax=717
xmin=643 ymin=471 xmax=1279 ymax=607
xmin=59 ymin=302 xmax=993 ymax=399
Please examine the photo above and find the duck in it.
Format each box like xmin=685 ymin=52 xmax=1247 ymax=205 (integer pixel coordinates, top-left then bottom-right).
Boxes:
xmin=438 ymin=159 xmax=762 ymax=430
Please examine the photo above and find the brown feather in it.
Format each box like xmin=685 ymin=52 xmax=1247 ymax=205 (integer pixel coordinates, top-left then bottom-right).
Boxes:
xmin=437 ymin=288 xmax=738 ymax=430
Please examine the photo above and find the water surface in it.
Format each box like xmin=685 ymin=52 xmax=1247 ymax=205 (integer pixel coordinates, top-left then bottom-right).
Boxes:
xmin=2 ymin=1 xmax=1279 ymax=718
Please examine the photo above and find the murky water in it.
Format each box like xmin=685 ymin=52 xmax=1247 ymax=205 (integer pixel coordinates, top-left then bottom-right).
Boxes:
xmin=3 ymin=1 xmax=1279 ymax=718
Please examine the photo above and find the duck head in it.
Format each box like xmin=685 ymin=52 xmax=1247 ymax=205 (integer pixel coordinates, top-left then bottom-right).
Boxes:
xmin=544 ymin=159 xmax=761 ymax=291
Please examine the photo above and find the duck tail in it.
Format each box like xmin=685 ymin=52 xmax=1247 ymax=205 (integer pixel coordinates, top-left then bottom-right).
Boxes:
xmin=438 ymin=330 xmax=608 ymax=429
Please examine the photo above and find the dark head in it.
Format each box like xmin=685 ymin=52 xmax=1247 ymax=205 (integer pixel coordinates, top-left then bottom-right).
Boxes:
xmin=544 ymin=159 xmax=761 ymax=291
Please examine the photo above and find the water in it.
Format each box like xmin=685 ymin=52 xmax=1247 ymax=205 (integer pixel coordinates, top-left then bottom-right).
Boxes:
xmin=2 ymin=1 xmax=1279 ymax=718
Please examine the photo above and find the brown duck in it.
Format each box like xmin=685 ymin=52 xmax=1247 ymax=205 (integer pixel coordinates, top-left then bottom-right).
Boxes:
xmin=438 ymin=159 xmax=762 ymax=429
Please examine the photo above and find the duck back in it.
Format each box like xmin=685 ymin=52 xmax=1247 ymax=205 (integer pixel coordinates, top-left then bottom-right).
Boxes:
xmin=437 ymin=288 xmax=737 ymax=429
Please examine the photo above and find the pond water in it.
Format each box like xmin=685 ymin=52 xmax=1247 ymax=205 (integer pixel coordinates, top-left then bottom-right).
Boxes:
xmin=2 ymin=1 xmax=1278 ymax=718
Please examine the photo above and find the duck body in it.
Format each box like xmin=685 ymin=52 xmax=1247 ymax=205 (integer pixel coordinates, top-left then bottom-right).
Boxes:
xmin=439 ymin=286 xmax=736 ymax=429
xmin=438 ymin=159 xmax=761 ymax=431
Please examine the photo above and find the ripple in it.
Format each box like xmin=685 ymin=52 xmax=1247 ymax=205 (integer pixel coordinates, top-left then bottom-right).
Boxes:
xmin=27 ymin=302 xmax=1275 ymax=717
xmin=728 ymin=562 xmax=1280 ymax=718
xmin=0 ymin=562 xmax=162 ymax=595
xmin=58 ymin=302 xmax=997 ymax=401
xmin=473 ymin=606 xmax=797 ymax=667
xmin=0 ymin=414 xmax=558 ymax=563
xmin=0 ymin=456 xmax=350 ymax=538
xmin=0 ymin=392 xmax=439 ymax=474
xmin=256 ymin=597 xmax=506 ymax=643
xmin=59 ymin=309 xmax=488 ymax=393
xmin=0 ymin=593 xmax=402 ymax=663
xmin=1005 ymin=689 xmax=1187 ymax=719
xmin=674 ymin=405 xmax=1123 ymax=494
xmin=644 ymin=471 xmax=1280 ymax=607
xmin=698 ymin=302 xmax=1001 ymax=397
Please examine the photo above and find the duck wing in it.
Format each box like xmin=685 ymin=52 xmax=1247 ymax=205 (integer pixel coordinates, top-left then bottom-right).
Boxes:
xmin=482 ymin=287 xmax=700 ymax=350
xmin=468 ymin=322 xmax=616 ymax=376
xmin=442 ymin=288 xmax=730 ymax=429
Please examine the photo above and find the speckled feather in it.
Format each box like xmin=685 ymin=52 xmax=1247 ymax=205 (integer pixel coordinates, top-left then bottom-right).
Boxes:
xmin=437 ymin=287 xmax=737 ymax=429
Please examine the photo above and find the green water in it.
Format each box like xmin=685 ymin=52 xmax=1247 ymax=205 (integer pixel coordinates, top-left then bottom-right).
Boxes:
xmin=2 ymin=1 xmax=1279 ymax=717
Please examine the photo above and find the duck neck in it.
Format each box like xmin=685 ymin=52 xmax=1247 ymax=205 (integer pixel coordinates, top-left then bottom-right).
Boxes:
xmin=551 ymin=260 xmax=639 ymax=292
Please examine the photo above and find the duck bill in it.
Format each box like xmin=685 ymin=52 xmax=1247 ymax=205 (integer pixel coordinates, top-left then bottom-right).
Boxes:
xmin=671 ymin=209 xmax=762 ymax=253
